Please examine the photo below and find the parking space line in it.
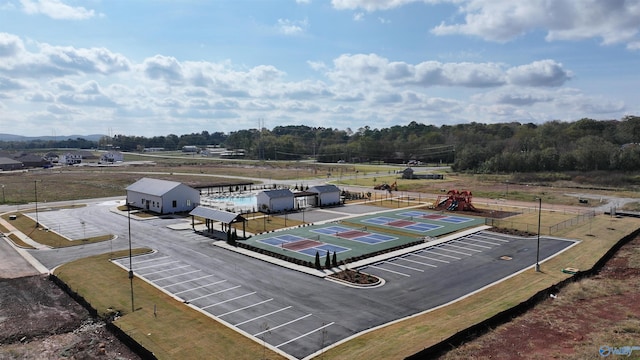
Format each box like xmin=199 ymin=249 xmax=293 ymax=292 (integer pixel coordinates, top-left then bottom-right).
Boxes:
xmin=135 ymin=260 xmax=181 ymax=270
xmin=173 ymin=279 xmax=227 ymax=295
xmin=397 ymin=257 xmax=437 ymax=268
xmin=462 ymin=237 xmax=501 ymax=246
xmin=435 ymin=246 xmax=473 ymax=256
xmin=133 ymin=256 xmax=170 ymax=264
xmin=474 ymin=233 xmax=510 ymax=242
xmin=444 ymin=243 xmax=482 ymax=252
xmin=386 ymin=261 xmax=425 ymax=272
xmin=218 ymin=299 xmax=274 ymax=317
xmin=163 ymin=274 xmax=215 ymax=288
xmin=453 ymin=240 xmax=491 ymax=249
xmin=275 ymin=322 xmax=335 ymax=349
xmin=143 ymin=264 xmax=191 ymax=276
xmin=189 ymin=285 xmax=241 ymax=301
xmin=253 ymin=314 xmax=313 ymax=337
xmin=410 ymin=253 xmax=449 ymax=263
xmin=202 ymin=292 xmax=257 ymax=310
xmin=234 ymin=306 xmax=293 ymax=326
xmin=423 ymin=249 xmax=461 ymax=259
xmin=153 ymin=269 xmax=201 ymax=282
xmin=369 ymin=264 xmax=411 ymax=277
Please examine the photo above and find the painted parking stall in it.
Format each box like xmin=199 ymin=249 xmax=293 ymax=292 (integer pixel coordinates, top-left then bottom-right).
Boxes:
xmin=113 ymin=252 xmax=346 ymax=359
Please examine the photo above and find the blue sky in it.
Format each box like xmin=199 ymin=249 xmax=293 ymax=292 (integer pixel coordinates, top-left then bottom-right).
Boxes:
xmin=0 ymin=0 xmax=638 ymax=137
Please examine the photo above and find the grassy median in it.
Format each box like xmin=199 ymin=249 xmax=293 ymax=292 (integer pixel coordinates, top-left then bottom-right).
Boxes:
xmin=54 ymin=250 xmax=287 ymax=360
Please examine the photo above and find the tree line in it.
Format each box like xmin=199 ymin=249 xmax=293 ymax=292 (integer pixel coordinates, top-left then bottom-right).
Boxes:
xmin=2 ymin=116 xmax=640 ymax=172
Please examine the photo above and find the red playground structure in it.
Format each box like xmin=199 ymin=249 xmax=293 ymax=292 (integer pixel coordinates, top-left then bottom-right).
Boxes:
xmin=435 ymin=189 xmax=477 ymax=211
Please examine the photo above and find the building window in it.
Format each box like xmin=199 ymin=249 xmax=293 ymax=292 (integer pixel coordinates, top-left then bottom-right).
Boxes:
xmin=172 ymin=200 xmax=177 ymax=208
xmin=186 ymin=199 xmax=191 ymax=207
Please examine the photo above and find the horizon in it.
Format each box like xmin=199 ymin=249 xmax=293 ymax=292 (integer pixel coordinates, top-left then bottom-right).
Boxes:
xmin=1 ymin=0 xmax=639 ymax=137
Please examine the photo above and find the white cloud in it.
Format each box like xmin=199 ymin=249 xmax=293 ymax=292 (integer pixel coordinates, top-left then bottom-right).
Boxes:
xmin=431 ymin=0 xmax=640 ymax=49
xmin=506 ymin=60 xmax=572 ymax=87
xmin=20 ymin=0 xmax=96 ymax=20
xmin=353 ymin=12 xmax=365 ymax=21
xmin=331 ymin=0 xmax=437 ymax=12
xmin=277 ymin=18 xmax=309 ymax=35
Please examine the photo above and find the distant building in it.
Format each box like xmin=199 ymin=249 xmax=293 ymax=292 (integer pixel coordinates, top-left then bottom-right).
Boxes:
xmin=100 ymin=151 xmax=124 ymax=163
xmin=126 ymin=178 xmax=200 ymax=214
xmin=256 ymin=189 xmax=294 ymax=213
xmin=401 ymin=167 xmax=444 ymax=180
xmin=182 ymin=145 xmax=199 ymax=153
xmin=0 ymin=157 xmax=23 ymax=171
xmin=220 ymin=149 xmax=246 ymax=158
xmin=308 ymin=184 xmax=341 ymax=207
xmin=59 ymin=152 xmax=83 ymax=165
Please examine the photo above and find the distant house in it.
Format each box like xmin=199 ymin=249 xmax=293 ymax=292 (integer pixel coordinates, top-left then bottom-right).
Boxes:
xmin=0 ymin=157 xmax=23 ymax=171
xmin=308 ymin=184 xmax=341 ymax=207
xmin=182 ymin=145 xmax=199 ymax=153
xmin=401 ymin=167 xmax=444 ymax=180
xmin=13 ymin=154 xmax=50 ymax=168
xmin=100 ymin=151 xmax=124 ymax=163
xmin=126 ymin=178 xmax=200 ymax=214
xmin=256 ymin=189 xmax=294 ymax=213
xmin=59 ymin=152 xmax=83 ymax=165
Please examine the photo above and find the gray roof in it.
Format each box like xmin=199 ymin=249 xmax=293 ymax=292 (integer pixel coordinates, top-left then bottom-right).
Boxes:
xmin=0 ymin=157 xmax=22 ymax=165
xmin=190 ymin=206 xmax=246 ymax=224
xmin=261 ymin=189 xmax=294 ymax=198
xmin=309 ymin=184 xmax=340 ymax=194
xmin=126 ymin=178 xmax=183 ymax=196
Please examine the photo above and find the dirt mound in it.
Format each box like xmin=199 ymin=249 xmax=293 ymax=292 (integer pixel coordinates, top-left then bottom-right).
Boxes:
xmin=0 ymin=275 xmax=140 ymax=360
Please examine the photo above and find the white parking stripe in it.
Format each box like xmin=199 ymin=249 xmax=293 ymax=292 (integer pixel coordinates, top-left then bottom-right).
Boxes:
xmin=410 ymin=253 xmax=449 ymax=263
xmin=423 ymin=249 xmax=461 ymax=259
xmin=398 ymin=257 xmax=437 ymax=268
xmin=202 ymin=292 xmax=257 ymax=309
xmin=163 ymin=274 xmax=215 ymax=288
xmin=275 ymin=322 xmax=334 ymax=348
xmin=218 ymin=299 xmax=273 ymax=317
xmin=444 ymin=243 xmax=482 ymax=252
xmin=253 ymin=314 xmax=313 ymax=337
xmin=462 ymin=237 xmax=501 ymax=246
xmin=369 ymin=265 xmax=411 ymax=277
xmin=474 ymin=234 xmax=510 ymax=242
xmin=234 ymin=306 xmax=293 ymax=326
xmin=143 ymin=264 xmax=190 ymax=276
xmin=153 ymin=269 xmax=201 ymax=282
xmin=386 ymin=261 xmax=425 ymax=272
xmin=136 ymin=260 xmax=181 ymax=270
xmin=133 ymin=256 xmax=170 ymax=264
xmin=436 ymin=246 xmax=473 ymax=256
xmin=173 ymin=279 xmax=226 ymax=295
xmin=189 ymin=285 xmax=241 ymax=301
xmin=453 ymin=240 xmax=491 ymax=249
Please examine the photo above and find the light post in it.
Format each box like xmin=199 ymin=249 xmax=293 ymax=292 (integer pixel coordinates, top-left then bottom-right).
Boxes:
xmin=536 ymin=197 xmax=541 ymax=272
xmin=34 ymin=180 xmax=39 ymax=227
xmin=127 ymin=199 xmax=135 ymax=312
xmin=1 ymin=184 xmax=5 ymax=203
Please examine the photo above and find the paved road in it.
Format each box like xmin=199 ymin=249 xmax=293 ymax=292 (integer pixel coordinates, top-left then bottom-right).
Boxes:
xmin=17 ymin=200 xmax=575 ymax=359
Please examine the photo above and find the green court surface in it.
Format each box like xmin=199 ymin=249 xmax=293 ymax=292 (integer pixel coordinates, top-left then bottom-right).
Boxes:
xmin=244 ymin=209 xmax=485 ymax=263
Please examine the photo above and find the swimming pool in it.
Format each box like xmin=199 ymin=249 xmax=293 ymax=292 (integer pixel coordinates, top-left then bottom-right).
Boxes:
xmin=204 ymin=193 xmax=257 ymax=212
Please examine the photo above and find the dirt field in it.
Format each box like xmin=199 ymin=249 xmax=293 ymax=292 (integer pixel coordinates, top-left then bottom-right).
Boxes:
xmin=439 ymin=233 xmax=640 ymax=360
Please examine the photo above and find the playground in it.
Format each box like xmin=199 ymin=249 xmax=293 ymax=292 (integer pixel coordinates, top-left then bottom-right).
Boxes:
xmin=244 ymin=208 xmax=485 ymax=264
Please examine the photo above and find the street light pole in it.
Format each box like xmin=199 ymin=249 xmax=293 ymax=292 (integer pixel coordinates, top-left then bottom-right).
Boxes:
xmin=34 ymin=180 xmax=39 ymax=227
xmin=1 ymin=184 xmax=5 ymax=203
xmin=127 ymin=199 xmax=135 ymax=312
xmin=536 ymin=197 xmax=541 ymax=272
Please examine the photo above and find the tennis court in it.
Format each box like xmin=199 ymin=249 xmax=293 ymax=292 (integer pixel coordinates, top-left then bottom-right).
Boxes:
xmin=354 ymin=209 xmax=484 ymax=237
xmin=311 ymin=225 xmax=397 ymax=244
xmin=257 ymin=233 xmax=351 ymax=257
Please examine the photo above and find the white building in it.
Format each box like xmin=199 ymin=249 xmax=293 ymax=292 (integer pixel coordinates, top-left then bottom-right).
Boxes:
xmin=59 ymin=152 xmax=82 ymax=165
xmin=256 ymin=189 xmax=294 ymax=213
xmin=125 ymin=178 xmax=200 ymax=214
xmin=100 ymin=151 xmax=124 ymax=163
xmin=309 ymin=184 xmax=341 ymax=207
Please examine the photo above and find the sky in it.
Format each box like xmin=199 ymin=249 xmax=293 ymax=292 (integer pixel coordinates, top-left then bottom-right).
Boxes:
xmin=0 ymin=0 xmax=639 ymax=137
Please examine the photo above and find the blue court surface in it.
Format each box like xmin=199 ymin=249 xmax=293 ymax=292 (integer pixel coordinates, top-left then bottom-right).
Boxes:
xmin=311 ymin=226 xmax=397 ymax=244
xmin=362 ymin=216 xmax=443 ymax=232
xmin=257 ymin=234 xmax=351 ymax=257
xmin=399 ymin=210 xmax=473 ymax=224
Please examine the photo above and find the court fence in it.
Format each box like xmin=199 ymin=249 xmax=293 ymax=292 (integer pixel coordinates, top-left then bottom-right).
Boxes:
xmin=484 ymin=210 xmax=596 ymax=235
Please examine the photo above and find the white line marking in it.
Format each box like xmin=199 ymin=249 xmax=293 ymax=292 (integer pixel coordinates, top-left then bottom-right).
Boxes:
xmin=202 ymin=292 xmax=257 ymax=309
xmin=189 ymin=285 xmax=241 ymax=301
xmin=453 ymin=240 xmax=491 ymax=249
xmin=410 ymin=253 xmax=449 ymax=263
xmin=135 ymin=260 xmax=181 ymax=270
xmin=132 ymin=256 xmax=170 ymax=264
xmin=435 ymin=246 xmax=473 ymax=256
xmin=275 ymin=322 xmax=335 ymax=348
xmin=444 ymin=243 xmax=482 ymax=252
xmin=153 ymin=269 xmax=201 ymax=281
xmin=173 ymin=279 xmax=227 ymax=295
xmin=218 ymin=299 xmax=273 ymax=317
xmin=386 ymin=261 xmax=425 ymax=272
xmin=461 ymin=237 xmax=501 ymax=246
xmin=234 ymin=306 xmax=293 ymax=326
xmin=253 ymin=314 xmax=313 ymax=337
xmin=143 ymin=264 xmax=190 ymax=276
xmin=397 ymin=257 xmax=437 ymax=268
xmin=423 ymin=250 xmax=461 ymax=259
xmin=370 ymin=265 xmax=411 ymax=277
xmin=163 ymin=274 xmax=215 ymax=288
xmin=474 ymin=234 xmax=510 ymax=242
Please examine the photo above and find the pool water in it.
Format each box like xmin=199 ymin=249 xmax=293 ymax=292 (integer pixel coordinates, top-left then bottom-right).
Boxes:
xmin=205 ymin=194 xmax=257 ymax=211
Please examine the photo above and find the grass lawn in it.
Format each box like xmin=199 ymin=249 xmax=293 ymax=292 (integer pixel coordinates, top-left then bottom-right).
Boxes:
xmin=54 ymin=250 xmax=287 ymax=360
xmin=321 ymin=215 xmax=640 ymax=359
